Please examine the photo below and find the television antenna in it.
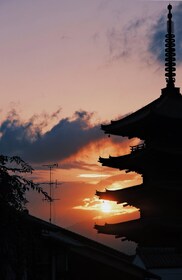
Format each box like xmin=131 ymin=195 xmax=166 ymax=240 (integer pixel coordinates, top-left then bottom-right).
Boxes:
xmin=41 ymin=163 xmax=61 ymax=223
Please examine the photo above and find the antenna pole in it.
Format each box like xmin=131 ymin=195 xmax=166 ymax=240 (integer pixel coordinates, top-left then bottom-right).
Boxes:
xmin=42 ymin=163 xmax=58 ymax=223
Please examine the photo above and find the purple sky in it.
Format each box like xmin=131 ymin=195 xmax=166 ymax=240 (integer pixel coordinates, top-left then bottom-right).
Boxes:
xmin=1 ymin=0 xmax=181 ymax=249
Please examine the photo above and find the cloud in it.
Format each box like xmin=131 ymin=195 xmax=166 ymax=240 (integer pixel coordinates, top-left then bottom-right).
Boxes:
xmin=95 ymin=172 xmax=141 ymax=191
xmin=106 ymin=3 xmax=182 ymax=67
xmin=106 ymin=17 xmax=150 ymax=63
xmin=78 ymin=174 xmax=110 ymax=178
xmin=0 ymin=109 xmax=106 ymax=164
xmin=0 ymin=108 xmax=138 ymax=174
xmin=149 ymin=3 xmax=182 ymax=64
xmin=60 ymin=160 xmax=99 ymax=171
xmin=73 ymin=196 xmax=137 ymax=222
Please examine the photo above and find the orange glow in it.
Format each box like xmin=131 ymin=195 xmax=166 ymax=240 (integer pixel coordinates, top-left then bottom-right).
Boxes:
xmin=79 ymin=174 xmax=110 ymax=178
xmin=73 ymin=196 xmax=138 ymax=219
xmin=101 ymin=200 xmax=112 ymax=213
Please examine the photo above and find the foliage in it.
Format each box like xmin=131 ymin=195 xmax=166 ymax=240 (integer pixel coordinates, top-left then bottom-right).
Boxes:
xmin=0 ymin=155 xmax=49 ymax=211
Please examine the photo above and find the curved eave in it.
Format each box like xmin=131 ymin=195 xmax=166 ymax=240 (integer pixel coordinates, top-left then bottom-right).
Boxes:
xmin=101 ymin=116 xmax=150 ymax=138
xmin=99 ymin=149 xmax=182 ymax=173
xmin=95 ymin=218 xmax=142 ymax=236
xmin=99 ymin=150 xmax=146 ymax=172
xmin=101 ymin=97 xmax=159 ymax=136
xmin=95 ymin=217 xmax=182 ymax=244
xmin=96 ymin=184 xmax=143 ymax=204
xmin=101 ymin=91 xmax=182 ymax=137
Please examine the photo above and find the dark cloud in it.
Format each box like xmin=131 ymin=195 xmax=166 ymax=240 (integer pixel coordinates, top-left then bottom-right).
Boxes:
xmin=106 ymin=17 xmax=148 ymax=62
xmin=106 ymin=4 xmax=182 ymax=67
xmin=0 ymin=110 xmax=104 ymax=164
xmin=149 ymin=3 xmax=182 ymax=64
xmin=60 ymin=161 xmax=99 ymax=171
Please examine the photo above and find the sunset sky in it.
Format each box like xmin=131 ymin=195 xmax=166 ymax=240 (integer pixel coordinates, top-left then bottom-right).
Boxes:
xmin=1 ymin=0 xmax=182 ymax=252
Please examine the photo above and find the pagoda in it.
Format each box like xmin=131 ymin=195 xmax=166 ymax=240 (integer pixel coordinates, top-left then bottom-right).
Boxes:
xmin=95 ymin=5 xmax=182 ymax=248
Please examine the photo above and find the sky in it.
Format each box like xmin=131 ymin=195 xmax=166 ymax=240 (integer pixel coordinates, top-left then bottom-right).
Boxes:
xmin=1 ymin=0 xmax=182 ymax=252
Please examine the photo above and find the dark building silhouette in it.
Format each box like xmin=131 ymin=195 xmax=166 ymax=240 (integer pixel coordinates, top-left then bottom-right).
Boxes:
xmin=95 ymin=5 xmax=182 ymax=275
xmin=0 ymin=204 xmax=159 ymax=280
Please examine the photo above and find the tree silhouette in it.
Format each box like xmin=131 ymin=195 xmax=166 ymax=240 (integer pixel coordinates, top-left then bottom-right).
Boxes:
xmin=0 ymin=155 xmax=49 ymax=211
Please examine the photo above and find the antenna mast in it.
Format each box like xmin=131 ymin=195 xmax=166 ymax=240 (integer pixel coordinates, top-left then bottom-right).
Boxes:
xmin=42 ymin=163 xmax=58 ymax=223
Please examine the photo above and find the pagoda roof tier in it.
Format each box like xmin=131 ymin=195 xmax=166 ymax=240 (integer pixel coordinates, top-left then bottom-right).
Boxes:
xmin=96 ymin=184 xmax=143 ymax=204
xmin=95 ymin=218 xmax=142 ymax=237
xmin=99 ymin=149 xmax=147 ymax=172
xmin=99 ymin=147 xmax=182 ymax=172
xmin=96 ymin=184 xmax=182 ymax=210
xmin=94 ymin=217 xmax=182 ymax=246
xmin=101 ymin=88 xmax=182 ymax=138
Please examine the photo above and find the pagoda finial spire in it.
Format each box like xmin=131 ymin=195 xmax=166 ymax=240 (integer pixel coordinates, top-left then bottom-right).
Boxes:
xmin=165 ymin=4 xmax=176 ymax=88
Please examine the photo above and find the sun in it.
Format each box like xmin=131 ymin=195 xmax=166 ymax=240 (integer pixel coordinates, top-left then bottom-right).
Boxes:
xmin=101 ymin=200 xmax=112 ymax=213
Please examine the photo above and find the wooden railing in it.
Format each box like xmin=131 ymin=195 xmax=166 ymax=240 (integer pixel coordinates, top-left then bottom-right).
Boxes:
xmin=130 ymin=143 xmax=145 ymax=152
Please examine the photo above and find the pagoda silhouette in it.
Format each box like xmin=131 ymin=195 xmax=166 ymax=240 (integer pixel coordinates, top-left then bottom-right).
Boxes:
xmin=95 ymin=5 xmax=182 ymax=249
